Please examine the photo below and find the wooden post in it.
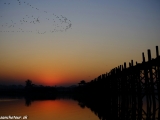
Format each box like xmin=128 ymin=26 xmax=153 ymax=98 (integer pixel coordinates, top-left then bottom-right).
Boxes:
xmin=156 ymin=46 xmax=160 ymax=118
xmin=131 ymin=60 xmax=134 ymax=66
xmin=156 ymin=46 xmax=159 ymax=57
xmin=143 ymin=50 xmax=151 ymax=118
xmin=122 ymin=65 xmax=123 ymax=71
xmin=124 ymin=62 xmax=126 ymax=69
xmin=142 ymin=52 xmax=145 ymax=62
xmin=147 ymin=49 xmax=152 ymax=61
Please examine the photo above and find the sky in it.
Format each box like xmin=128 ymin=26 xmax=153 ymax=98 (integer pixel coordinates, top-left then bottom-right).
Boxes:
xmin=0 ymin=0 xmax=160 ymax=86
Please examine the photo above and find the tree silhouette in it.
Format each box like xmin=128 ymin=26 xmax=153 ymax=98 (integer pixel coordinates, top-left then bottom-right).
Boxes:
xmin=25 ymin=79 xmax=32 ymax=92
xmin=78 ymin=80 xmax=86 ymax=86
xmin=25 ymin=79 xmax=32 ymax=87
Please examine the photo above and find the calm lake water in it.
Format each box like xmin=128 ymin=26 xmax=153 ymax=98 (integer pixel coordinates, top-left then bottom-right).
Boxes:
xmin=0 ymin=97 xmax=159 ymax=120
xmin=0 ymin=98 xmax=99 ymax=120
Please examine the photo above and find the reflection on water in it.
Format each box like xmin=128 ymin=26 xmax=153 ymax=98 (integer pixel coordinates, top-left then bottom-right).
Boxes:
xmin=0 ymin=96 xmax=159 ymax=120
xmin=0 ymin=98 xmax=99 ymax=120
xmin=74 ymin=95 xmax=160 ymax=120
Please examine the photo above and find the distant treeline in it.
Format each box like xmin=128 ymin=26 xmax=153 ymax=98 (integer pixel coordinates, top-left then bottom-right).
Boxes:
xmin=0 ymin=79 xmax=77 ymax=98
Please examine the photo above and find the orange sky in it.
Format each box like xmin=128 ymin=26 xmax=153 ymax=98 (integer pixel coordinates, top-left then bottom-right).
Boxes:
xmin=0 ymin=0 xmax=160 ymax=86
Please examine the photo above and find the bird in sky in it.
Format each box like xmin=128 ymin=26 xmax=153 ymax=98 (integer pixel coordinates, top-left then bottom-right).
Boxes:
xmin=36 ymin=18 xmax=40 ymax=23
xmin=0 ymin=0 xmax=72 ymax=34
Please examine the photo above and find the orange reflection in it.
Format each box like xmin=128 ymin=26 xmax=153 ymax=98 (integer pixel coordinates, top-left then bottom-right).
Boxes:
xmin=0 ymin=99 xmax=99 ymax=120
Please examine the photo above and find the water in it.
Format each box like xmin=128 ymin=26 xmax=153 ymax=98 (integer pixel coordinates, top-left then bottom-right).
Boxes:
xmin=0 ymin=98 xmax=99 ymax=120
xmin=0 ymin=97 xmax=159 ymax=120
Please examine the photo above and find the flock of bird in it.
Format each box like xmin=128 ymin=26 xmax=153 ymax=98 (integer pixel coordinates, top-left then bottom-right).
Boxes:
xmin=0 ymin=0 xmax=72 ymax=34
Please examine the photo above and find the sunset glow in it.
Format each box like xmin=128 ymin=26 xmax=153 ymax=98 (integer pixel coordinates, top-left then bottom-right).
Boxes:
xmin=0 ymin=0 xmax=160 ymax=86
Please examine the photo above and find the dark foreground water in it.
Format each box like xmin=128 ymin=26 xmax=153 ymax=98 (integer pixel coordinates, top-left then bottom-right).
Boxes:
xmin=0 ymin=97 xmax=159 ymax=120
xmin=0 ymin=98 xmax=99 ymax=120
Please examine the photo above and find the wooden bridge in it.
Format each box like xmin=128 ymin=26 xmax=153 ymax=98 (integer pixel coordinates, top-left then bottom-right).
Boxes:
xmin=77 ymin=46 xmax=160 ymax=119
